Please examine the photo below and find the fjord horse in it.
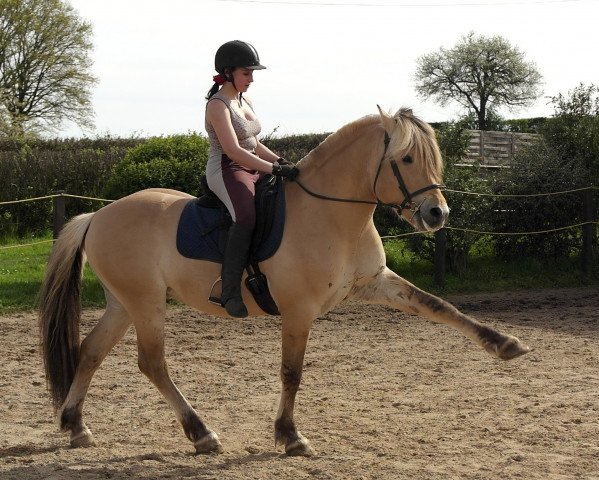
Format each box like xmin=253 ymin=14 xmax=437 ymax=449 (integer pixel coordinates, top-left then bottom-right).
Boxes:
xmin=39 ymin=107 xmax=530 ymax=456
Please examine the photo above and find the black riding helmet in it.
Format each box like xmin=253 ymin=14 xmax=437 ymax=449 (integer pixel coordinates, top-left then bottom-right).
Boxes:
xmin=215 ymin=40 xmax=266 ymax=73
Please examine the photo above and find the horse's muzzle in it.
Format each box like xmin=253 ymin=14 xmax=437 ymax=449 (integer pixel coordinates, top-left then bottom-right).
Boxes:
xmin=416 ymin=199 xmax=449 ymax=232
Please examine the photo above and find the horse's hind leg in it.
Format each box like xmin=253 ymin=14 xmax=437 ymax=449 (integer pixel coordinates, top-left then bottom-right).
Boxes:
xmin=59 ymin=291 xmax=131 ymax=447
xmin=351 ymin=267 xmax=530 ymax=360
xmin=131 ymin=301 xmax=222 ymax=454
xmin=274 ymin=315 xmax=315 ymax=456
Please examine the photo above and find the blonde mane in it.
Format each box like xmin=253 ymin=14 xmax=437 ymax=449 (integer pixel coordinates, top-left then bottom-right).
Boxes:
xmin=299 ymin=108 xmax=443 ymax=182
xmin=390 ymin=108 xmax=444 ymax=182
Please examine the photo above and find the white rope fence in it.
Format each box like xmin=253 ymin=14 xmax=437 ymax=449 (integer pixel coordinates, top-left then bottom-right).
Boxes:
xmin=380 ymin=185 xmax=598 ymax=241
xmin=1 ymin=187 xmax=597 ymax=249
xmin=0 ymin=193 xmax=114 ymax=206
xmin=444 ymin=186 xmax=597 ymax=198
xmin=0 ymin=193 xmax=113 ymax=250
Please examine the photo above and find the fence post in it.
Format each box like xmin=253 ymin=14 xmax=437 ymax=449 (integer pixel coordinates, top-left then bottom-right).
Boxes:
xmin=52 ymin=193 xmax=66 ymax=239
xmin=434 ymin=228 xmax=446 ymax=287
xmin=582 ymin=188 xmax=596 ymax=274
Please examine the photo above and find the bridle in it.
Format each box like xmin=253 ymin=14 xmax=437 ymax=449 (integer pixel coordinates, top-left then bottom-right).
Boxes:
xmin=293 ymin=131 xmax=446 ymax=214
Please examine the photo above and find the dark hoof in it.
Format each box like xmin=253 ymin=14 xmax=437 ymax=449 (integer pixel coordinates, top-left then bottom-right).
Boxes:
xmin=485 ymin=336 xmax=532 ymax=360
xmin=70 ymin=427 xmax=95 ymax=448
xmin=194 ymin=432 xmax=223 ymax=454
xmin=498 ymin=336 xmax=532 ymax=360
xmin=286 ymin=435 xmax=315 ymax=457
xmin=277 ymin=430 xmax=314 ymax=457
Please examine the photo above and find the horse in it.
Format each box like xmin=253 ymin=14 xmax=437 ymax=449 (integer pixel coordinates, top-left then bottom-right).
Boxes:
xmin=39 ymin=107 xmax=530 ymax=456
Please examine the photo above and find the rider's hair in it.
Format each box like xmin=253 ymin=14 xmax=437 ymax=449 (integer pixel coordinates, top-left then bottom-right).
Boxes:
xmin=205 ymin=67 xmax=237 ymax=100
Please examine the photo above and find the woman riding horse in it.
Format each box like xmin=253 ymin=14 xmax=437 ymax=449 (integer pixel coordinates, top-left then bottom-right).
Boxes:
xmin=205 ymin=40 xmax=298 ymax=317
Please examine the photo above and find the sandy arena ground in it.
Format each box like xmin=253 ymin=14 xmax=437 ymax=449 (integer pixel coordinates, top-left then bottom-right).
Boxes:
xmin=1 ymin=287 xmax=598 ymax=479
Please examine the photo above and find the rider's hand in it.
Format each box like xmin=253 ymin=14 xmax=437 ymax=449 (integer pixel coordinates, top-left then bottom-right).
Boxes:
xmin=276 ymin=157 xmax=293 ymax=166
xmin=272 ymin=161 xmax=299 ymax=181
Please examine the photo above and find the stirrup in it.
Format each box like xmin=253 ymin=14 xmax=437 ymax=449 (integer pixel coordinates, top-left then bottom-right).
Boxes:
xmin=208 ymin=278 xmax=248 ymax=317
xmin=208 ymin=277 xmax=223 ymax=306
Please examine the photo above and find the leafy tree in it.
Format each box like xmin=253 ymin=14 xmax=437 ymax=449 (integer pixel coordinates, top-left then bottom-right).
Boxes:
xmin=415 ymin=32 xmax=542 ymax=130
xmin=541 ymin=83 xmax=599 ymax=179
xmin=0 ymin=0 xmax=96 ymax=137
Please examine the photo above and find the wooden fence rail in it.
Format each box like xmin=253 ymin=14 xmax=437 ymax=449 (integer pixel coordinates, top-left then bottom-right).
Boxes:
xmin=461 ymin=130 xmax=540 ymax=168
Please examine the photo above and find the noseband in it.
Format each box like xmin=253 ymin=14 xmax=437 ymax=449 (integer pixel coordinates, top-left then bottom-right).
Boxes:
xmin=294 ymin=131 xmax=446 ymax=214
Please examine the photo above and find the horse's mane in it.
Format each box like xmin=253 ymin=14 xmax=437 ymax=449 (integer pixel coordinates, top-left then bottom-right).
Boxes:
xmin=299 ymin=108 xmax=443 ymax=181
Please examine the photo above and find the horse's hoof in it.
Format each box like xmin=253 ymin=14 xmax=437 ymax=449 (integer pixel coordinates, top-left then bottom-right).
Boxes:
xmin=70 ymin=427 xmax=95 ymax=448
xmin=194 ymin=431 xmax=223 ymax=454
xmin=285 ymin=434 xmax=315 ymax=457
xmin=498 ymin=336 xmax=532 ymax=360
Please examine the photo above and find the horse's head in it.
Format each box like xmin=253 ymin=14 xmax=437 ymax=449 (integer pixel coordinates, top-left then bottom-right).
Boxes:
xmin=375 ymin=106 xmax=449 ymax=232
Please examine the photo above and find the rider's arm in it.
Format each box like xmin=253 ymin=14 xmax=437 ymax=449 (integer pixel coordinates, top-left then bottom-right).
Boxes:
xmin=255 ymin=141 xmax=280 ymax=163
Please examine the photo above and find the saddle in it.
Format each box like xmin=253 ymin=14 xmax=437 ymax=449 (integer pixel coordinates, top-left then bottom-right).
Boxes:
xmin=176 ymin=174 xmax=285 ymax=315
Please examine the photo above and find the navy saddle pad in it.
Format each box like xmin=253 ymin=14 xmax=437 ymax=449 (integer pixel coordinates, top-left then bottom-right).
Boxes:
xmin=176 ymin=175 xmax=285 ymax=264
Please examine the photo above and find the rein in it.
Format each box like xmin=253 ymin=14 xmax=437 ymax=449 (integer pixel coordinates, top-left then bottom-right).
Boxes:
xmin=293 ymin=132 xmax=446 ymax=213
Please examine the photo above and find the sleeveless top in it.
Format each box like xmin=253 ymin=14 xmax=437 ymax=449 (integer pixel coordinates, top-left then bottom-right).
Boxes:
xmin=205 ymin=92 xmax=262 ymax=165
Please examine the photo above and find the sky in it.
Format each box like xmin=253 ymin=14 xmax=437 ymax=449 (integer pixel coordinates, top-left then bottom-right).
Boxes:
xmin=62 ymin=0 xmax=599 ymax=138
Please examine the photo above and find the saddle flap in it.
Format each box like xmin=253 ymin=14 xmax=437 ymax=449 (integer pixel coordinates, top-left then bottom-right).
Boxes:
xmin=176 ymin=174 xmax=285 ymax=264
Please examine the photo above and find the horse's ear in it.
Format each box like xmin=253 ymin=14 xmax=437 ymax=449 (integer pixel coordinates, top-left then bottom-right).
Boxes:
xmin=377 ymin=105 xmax=396 ymax=133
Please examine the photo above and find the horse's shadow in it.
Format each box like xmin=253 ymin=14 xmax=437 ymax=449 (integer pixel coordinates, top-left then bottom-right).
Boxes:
xmin=448 ymin=288 xmax=599 ymax=337
xmin=0 ymin=443 xmax=62 ymax=457
xmin=1 ymin=446 xmax=288 ymax=480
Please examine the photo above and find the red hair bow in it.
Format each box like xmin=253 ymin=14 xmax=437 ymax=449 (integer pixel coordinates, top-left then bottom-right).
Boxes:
xmin=213 ymin=74 xmax=226 ymax=85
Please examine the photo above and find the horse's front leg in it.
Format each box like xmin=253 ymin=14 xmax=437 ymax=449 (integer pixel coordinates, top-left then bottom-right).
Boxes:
xmin=351 ymin=267 xmax=530 ymax=360
xmin=274 ymin=315 xmax=315 ymax=456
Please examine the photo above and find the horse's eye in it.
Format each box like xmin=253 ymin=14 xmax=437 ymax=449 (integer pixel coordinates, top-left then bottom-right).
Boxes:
xmin=403 ymin=155 xmax=413 ymax=164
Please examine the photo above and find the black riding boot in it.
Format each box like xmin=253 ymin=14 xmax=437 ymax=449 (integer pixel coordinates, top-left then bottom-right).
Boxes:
xmin=221 ymin=222 xmax=253 ymax=318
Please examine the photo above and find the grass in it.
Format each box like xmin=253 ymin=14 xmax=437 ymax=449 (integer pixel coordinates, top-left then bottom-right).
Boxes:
xmin=384 ymin=238 xmax=599 ymax=296
xmin=0 ymin=234 xmax=597 ymax=315
xmin=0 ymin=233 xmax=104 ymax=313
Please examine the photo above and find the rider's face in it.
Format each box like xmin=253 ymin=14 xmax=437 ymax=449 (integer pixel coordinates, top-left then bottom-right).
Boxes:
xmin=232 ymin=68 xmax=254 ymax=92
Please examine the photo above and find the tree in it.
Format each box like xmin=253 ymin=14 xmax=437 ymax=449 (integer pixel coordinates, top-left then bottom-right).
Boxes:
xmin=414 ymin=32 xmax=542 ymax=130
xmin=541 ymin=83 xmax=599 ymax=179
xmin=0 ymin=0 xmax=96 ymax=137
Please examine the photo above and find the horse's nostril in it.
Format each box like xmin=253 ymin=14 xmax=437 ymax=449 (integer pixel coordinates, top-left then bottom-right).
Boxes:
xmin=429 ymin=207 xmax=443 ymax=218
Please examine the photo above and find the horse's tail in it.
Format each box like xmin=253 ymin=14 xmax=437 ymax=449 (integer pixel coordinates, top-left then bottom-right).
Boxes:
xmin=39 ymin=212 xmax=95 ymax=409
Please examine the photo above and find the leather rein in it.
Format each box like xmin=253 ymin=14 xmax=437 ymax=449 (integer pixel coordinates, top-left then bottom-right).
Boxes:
xmin=293 ymin=132 xmax=446 ymax=214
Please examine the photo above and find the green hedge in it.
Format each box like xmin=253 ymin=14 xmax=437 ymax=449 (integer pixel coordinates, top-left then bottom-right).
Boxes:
xmin=262 ymin=133 xmax=329 ymax=163
xmin=1 ymin=122 xmax=594 ymax=265
xmin=103 ymin=134 xmax=209 ymax=199
xmin=430 ymin=117 xmax=547 ymax=134
xmin=0 ymin=137 xmax=142 ymax=236
xmin=491 ymin=140 xmax=589 ymax=260
xmin=0 ymin=132 xmax=330 ymax=237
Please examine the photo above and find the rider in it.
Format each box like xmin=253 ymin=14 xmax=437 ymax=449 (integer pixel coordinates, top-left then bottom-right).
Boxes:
xmin=205 ymin=40 xmax=299 ymax=318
